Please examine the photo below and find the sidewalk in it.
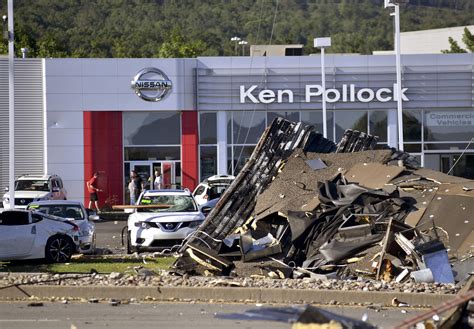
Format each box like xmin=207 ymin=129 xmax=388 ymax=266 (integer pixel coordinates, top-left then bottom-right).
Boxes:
xmin=0 ymin=283 xmax=454 ymax=307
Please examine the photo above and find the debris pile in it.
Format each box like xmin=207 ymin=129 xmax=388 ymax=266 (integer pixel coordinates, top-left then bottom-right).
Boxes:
xmin=175 ymin=118 xmax=473 ymax=284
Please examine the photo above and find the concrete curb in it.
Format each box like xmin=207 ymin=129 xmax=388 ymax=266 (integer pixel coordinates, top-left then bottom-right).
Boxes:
xmin=0 ymin=285 xmax=454 ymax=307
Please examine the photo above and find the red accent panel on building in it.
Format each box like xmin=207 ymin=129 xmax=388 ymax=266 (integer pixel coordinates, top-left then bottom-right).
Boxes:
xmin=83 ymin=112 xmax=123 ymax=208
xmin=181 ymin=111 xmax=199 ymax=190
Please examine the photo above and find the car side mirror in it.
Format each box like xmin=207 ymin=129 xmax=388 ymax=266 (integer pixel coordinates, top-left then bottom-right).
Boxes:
xmin=4 ymin=187 xmax=8 ymax=191
xmin=201 ymin=206 xmax=212 ymax=216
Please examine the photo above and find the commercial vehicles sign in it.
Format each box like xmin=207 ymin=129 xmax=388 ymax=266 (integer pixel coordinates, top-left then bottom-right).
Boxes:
xmin=240 ymin=84 xmax=409 ymax=104
xmin=131 ymin=67 xmax=172 ymax=102
xmin=426 ymin=111 xmax=474 ymax=127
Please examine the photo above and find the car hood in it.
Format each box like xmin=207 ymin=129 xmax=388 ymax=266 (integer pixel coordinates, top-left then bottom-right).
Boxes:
xmin=130 ymin=212 xmax=204 ymax=223
xmin=4 ymin=191 xmax=51 ymax=199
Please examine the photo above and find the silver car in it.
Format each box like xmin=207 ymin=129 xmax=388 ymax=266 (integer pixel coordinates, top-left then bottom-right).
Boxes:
xmin=27 ymin=200 xmax=99 ymax=254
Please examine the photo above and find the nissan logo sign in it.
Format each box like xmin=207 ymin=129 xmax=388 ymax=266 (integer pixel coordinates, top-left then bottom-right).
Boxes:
xmin=131 ymin=67 xmax=172 ymax=102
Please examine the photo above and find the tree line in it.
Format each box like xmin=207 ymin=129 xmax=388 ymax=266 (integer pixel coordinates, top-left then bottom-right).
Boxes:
xmin=0 ymin=0 xmax=472 ymax=58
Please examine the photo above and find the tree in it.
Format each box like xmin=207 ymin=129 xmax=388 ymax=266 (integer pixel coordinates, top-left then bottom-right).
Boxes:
xmin=442 ymin=27 xmax=473 ymax=53
xmin=461 ymin=27 xmax=474 ymax=51
xmin=156 ymin=27 xmax=207 ymax=58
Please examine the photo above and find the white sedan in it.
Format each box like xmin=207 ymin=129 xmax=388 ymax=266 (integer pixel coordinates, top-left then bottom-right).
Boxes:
xmin=126 ymin=189 xmax=205 ymax=253
xmin=0 ymin=209 xmax=80 ymax=263
xmin=27 ymin=200 xmax=99 ymax=255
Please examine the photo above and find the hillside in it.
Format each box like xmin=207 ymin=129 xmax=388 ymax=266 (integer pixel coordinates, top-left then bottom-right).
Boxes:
xmin=0 ymin=0 xmax=473 ymax=58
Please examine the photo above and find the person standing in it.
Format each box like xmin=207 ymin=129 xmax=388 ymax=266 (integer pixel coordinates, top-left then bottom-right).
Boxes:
xmin=128 ymin=177 xmax=136 ymax=205
xmin=154 ymin=170 xmax=162 ymax=190
xmin=131 ymin=170 xmax=144 ymax=202
xmin=86 ymin=172 xmax=102 ymax=212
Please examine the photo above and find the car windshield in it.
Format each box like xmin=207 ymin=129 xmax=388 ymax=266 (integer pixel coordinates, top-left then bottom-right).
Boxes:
xmin=15 ymin=180 xmax=49 ymax=192
xmin=138 ymin=195 xmax=197 ymax=213
xmin=27 ymin=204 xmax=85 ymax=220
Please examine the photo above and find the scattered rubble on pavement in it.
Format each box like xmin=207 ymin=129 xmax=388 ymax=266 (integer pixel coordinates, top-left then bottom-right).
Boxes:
xmin=173 ymin=118 xmax=473 ymax=287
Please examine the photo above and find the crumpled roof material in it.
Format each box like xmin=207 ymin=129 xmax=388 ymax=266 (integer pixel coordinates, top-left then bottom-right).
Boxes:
xmin=175 ymin=118 xmax=473 ymax=282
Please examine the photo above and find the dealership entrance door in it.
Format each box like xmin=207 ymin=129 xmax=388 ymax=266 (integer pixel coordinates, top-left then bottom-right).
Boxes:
xmin=124 ymin=161 xmax=181 ymax=204
xmin=424 ymin=153 xmax=474 ymax=180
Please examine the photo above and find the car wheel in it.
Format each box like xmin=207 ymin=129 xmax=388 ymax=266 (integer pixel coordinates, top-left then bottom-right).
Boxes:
xmin=126 ymin=231 xmax=135 ymax=254
xmin=45 ymin=235 xmax=74 ymax=263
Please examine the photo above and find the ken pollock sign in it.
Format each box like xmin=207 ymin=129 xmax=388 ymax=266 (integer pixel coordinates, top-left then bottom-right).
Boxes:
xmin=240 ymin=84 xmax=409 ymax=104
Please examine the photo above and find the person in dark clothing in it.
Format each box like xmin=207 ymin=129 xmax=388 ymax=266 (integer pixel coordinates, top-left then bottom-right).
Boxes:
xmin=131 ymin=170 xmax=144 ymax=202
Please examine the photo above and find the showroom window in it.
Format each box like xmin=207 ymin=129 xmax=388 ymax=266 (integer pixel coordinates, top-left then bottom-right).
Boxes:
xmin=403 ymin=110 xmax=422 ymax=142
xmin=227 ymin=111 xmax=267 ymax=175
xmin=199 ymin=112 xmax=218 ymax=181
xmin=424 ymin=109 xmax=474 ymax=142
xmin=123 ymin=112 xmax=181 ymax=145
xmin=199 ymin=112 xmax=217 ymax=144
xmin=123 ymin=111 xmax=182 ymax=202
xmin=369 ymin=110 xmax=387 ymax=143
xmin=335 ymin=110 xmax=368 ymax=141
xmin=301 ymin=110 xmax=335 ymax=142
xmin=200 ymin=146 xmax=217 ymax=181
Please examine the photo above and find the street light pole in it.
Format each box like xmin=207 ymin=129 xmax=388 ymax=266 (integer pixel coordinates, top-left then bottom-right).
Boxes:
xmin=314 ymin=37 xmax=331 ymax=139
xmin=230 ymin=36 xmax=240 ymax=56
xmin=7 ymin=0 xmax=15 ymax=208
xmin=385 ymin=0 xmax=405 ymax=151
xmin=394 ymin=4 xmax=404 ymax=151
xmin=238 ymin=40 xmax=248 ymax=56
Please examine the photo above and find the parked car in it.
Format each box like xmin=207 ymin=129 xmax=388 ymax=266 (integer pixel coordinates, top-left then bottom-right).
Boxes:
xmin=0 ymin=209 xmax=80 ymax=263
xmin=126 ymin=189 xmax=205 ymax=253
xmin=192 ymin=174 xmax=235 ymax=206
xmin=27 ymin=200 xmax=99 ymax=255
xmin=2 ymin=174 xmax=67 ymax=209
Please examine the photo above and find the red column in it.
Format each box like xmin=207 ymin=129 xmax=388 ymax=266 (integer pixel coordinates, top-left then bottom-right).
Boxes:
xmin=83 ymin=112 xmax=123 ymax=208
xmin=181 ymin=111 xmax=199 ymax=190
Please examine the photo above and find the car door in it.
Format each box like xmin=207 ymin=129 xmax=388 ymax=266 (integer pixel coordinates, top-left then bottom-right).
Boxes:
xmin=0 ymin=211 xmax=37 ymax=258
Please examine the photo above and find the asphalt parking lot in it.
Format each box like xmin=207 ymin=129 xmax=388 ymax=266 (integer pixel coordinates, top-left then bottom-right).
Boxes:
xmin=95 ymin=215 xmax=129 ymax=254
xmin=0 ymin=301 xmax=422 ymax=329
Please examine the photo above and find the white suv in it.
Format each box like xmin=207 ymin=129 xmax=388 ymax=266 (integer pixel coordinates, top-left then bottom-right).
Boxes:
xmin=192 ymin=174 xmax=235 ymax=206
xmin=126 ymin=189 xmax=204 ymax=253
xmin=2 ymin=174 xmax=67 ymax=209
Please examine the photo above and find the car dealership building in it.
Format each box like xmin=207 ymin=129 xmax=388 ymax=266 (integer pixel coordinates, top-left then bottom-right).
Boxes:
xmin=1 ymin=53 xmax=473 ymax=207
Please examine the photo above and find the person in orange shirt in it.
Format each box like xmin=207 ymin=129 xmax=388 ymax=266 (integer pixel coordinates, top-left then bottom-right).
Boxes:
xmin=86 ymin=172 xmax=102 ymax=212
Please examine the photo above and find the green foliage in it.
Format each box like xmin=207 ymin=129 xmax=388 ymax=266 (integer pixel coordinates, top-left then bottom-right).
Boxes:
xmin=442 ymin=27 xmax=473 ymax=53
xmin=156 ymin=27 xmax=207 ymax=58
xmin=0 ymin=0 xmax=472 ymax=58
xmin=461 ymin=27 xmax=474 ymax=52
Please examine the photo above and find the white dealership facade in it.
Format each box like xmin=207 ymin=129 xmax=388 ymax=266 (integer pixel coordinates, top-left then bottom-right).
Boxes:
xmin=0 ymin=53 xmax=473 ymax=207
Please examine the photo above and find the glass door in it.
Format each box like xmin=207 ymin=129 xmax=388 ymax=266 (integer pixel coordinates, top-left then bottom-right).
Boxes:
xmin=440 ymin=153 xmax=474 ymax=179
xmin=129 ymin=161 xmax=179 ymax=191
xmin=130 ymin=162 xmax=152 ymax=190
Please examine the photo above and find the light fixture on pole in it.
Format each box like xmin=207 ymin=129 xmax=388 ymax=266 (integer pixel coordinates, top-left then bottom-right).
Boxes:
xmin=4 ymin=1 xmax=15 ymax=209
xmin=230 ymin=36 xmax=241 ymax=56
xmin=21 ymin=47 xmax=28 ymax=58
xmin=385 ymin=0 xmax=407 ymax=151
xmin=314 ymin=37 xmax=331 ymax=139
xmin=238 ymin=40 xmax=248 ymax=56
